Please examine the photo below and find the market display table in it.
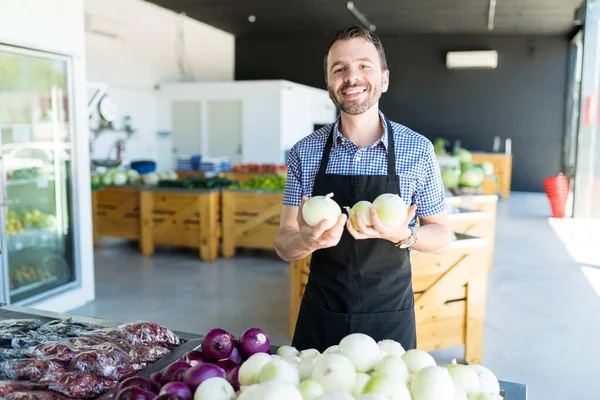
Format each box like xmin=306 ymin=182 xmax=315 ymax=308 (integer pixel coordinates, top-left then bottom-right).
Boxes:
xmin=0 ymin=305 xmax=527 ymax=399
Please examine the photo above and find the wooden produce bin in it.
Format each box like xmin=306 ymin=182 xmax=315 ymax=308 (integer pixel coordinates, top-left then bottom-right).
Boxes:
xmin=139 ymin=188 xmax=220 ymax=261
xmin=221 ymin=189 xmax=283 ymax=257
xmin=219 ymin=171 xmax=287 ymax=184
xmin=471 ymin=152 xmax=512 ymax=200
xmin=92 ymin=186 xmax=141 ymax=245
xmin=176 ymin=171 xmax=206 ymax=180
xmin=289 ymin=233 xmax=490 ymax=364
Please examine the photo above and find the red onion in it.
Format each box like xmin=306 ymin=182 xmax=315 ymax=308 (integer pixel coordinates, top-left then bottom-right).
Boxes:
xmin=226 ymin=366 xmax=240 ymax=391
xmin=228 ymin=342 xmax=243 ymax=365
xmin=182 ymin=350 xmax=206 ymax=367
xmin=154 ymin=395 xmax=182 ymax=400
xmin=150 ymin=372 xmax=163 ymax=391
xmin=117 ymin=376 xmax=157 ymax=394
xmin=238 ymin=328 xmax=270 ymax=357
xmin=115 ymin=386 xmax=157 ymax=400
xmin=182 ymin=363 xmax=226 ymax=391
xmin=162 ymin=361 xmax=192 ymax=383
xmin=159 ymin=382 xmax=192 ymax=400
xmin=201 ymin=328 xmax=233 ymax=361
xmin=216 ymin=359 xmax=237 ymax=372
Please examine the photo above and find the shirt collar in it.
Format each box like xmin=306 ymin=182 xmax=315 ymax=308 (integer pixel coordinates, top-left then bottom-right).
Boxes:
xmin=333 ymin=110 xmax=389 ymax=151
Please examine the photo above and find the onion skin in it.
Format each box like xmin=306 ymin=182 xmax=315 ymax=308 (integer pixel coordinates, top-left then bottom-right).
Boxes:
xmin=162 ymin=361 xmax=192 ymax=383
xmin=228 ymin=342 xmax=243 ymax=365
xmin=182 ymin=363 xmax=226 ymax=391
xmin=159 ymin=382 xmax=192 ymax=400
xmin=150 ymin=372 xmax=163 ymax=392
xmin=182 ymin=350 xmax=207 ymax=367
xmin=117 ymin=376 xmax=157 ymax=394
xmin=238 ymin=328 xmax=270 ymax=358
xmin=201 ymin=329 xmax=234 ymax=361
xmin=115 ymin=386 xmax=157 ymax=400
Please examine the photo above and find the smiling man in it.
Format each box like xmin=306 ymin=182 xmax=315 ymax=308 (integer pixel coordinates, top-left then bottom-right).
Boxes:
xmin=275 ymin=24 xmax=452 ymax=352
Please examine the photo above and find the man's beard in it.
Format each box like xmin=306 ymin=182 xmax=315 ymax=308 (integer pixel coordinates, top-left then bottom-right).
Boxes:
xmin=328 ymin=80 xmax=382 ymax=115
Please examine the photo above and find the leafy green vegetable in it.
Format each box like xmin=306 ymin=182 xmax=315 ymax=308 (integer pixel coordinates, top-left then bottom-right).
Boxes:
xmin=229 ymin=175 xmax=287 ymax=191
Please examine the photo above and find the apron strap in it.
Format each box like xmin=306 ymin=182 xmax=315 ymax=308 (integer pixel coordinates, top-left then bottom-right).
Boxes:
xmin=317 ymin=116 xmax=397 ymax=177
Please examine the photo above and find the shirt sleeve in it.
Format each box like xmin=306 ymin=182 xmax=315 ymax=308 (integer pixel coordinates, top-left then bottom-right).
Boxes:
xmin=282 ymin=146 xmax=303 ymax=207
xmin=414 ymin=141 xmax=447 ymax=218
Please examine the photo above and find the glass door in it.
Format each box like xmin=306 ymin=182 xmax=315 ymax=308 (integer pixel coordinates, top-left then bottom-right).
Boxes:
xmin=0 ymin=45 xmax=78 ymax=304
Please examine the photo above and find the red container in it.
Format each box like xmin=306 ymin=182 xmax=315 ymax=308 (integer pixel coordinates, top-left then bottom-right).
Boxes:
xmin=543 ymin=174 xmax=569 ymax=218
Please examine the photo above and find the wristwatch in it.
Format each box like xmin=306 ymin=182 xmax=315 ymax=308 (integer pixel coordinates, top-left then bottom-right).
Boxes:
xmin=395 ymin=226 xmax=418 ymax=249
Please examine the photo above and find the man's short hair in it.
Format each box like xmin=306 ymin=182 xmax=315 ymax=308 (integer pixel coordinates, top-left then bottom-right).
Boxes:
xmin=323 ymin=24 xmax=388 ymax=81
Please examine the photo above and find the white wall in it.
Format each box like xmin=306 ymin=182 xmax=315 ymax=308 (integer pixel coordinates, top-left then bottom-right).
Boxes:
xmin=0 ymin=0 xmax=96 ymax=311
xmin=158 ymin=80 xmax=336 ymax=165
xmin=84 ymin=0 xmax=235 ymax=170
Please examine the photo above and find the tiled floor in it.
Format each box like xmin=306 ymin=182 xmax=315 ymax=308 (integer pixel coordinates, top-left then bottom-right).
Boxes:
xmin=72 ymin=192 xmax=600 ymax=400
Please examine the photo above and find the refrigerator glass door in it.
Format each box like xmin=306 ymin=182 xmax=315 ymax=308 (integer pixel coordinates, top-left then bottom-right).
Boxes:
xmin=0 ymin=45 xmax=78 ymax=304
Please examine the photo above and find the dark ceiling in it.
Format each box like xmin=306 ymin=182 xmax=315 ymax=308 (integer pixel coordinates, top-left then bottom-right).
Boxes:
xmin=146 ymin=0 xmax=583 ymax=36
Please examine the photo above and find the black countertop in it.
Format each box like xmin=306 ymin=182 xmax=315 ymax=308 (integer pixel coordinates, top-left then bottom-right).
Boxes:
xmin=0 ymin=305 xmax=527 ymax=399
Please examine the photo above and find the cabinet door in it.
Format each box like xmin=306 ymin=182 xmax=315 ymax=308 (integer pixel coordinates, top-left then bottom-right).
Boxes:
xmin=0 ymin=45 xmax=78 ymax=304
xmin=207 ymin=100 xmax=243 ymax=164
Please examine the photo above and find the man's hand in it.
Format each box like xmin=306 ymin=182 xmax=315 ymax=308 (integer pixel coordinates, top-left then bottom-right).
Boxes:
xmin=346 ymin=203 xmax=417 ymax=244
xmin=298 ymin=195 xmax=347 ymax=250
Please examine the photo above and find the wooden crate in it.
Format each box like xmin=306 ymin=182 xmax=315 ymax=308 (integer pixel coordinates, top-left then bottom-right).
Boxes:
xmin=289 ymin=234 xmax=490 ymax=364
xmin=471 ymin=153 xmax=513 ymax=200
xmin=176 ymin=171 xmax=206 ymax=180
xmin=92 ymin=186 xmax=141 ymax=245
xmin=139 ymin=188 xmax=220 ymax=261
xmin=221 ymin=189 xmax=283 ymax=257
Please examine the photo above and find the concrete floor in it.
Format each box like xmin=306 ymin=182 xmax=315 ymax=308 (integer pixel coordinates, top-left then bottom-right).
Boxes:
xmin=72 ymin=192 xmax=600 ymax=400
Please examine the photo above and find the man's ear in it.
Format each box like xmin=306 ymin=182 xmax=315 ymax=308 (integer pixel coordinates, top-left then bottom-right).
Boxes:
xmin=382 ymin=69 xmax=390 ymax=93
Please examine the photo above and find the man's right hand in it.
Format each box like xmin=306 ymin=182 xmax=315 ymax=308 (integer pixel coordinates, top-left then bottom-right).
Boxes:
xmin=297 ymin=195 xmax=347 ymax=251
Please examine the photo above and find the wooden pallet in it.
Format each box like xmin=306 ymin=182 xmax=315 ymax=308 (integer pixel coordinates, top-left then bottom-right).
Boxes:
xmin=92 ymin=186 xmax=141 ymax=244
xmin=289 ymin=234 xmax=490 ymax=364
xmin=139 ymin=189 xmax=220 ymax=261
xmin=221 ymin=190 xmax=283 ymax=257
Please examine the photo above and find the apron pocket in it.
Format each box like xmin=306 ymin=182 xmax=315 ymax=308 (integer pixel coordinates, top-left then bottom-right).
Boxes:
xmin=292 ymin=295 xmax=350 ymax=352
xmin=349 ymin=307 xmax=417 ymax=350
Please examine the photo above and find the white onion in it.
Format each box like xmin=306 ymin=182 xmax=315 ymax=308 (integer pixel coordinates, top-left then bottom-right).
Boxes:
xmin=466 ymin=365 xmax=500 ymax=395
xmin=238 ymin=352 xmax=273 ymax=386
xmin=311 ymin=353 xmax=357 ymax=393
xmin=453 ymin=386 xmax=468 ymax=400
xmin=283 ymin=355 xmax=302 ymax=365
xmin=240 ymin=381 xmax=303 ymax=400
xmin=257 ymin=358 xmax=300 ymax=386
xmin=356 ymin=394 xmax=388 ymax=400
xmin=277 ymin=345 xmax=300 ymax=357
xmin=324 ymin=345 xmax=340 ymax=354
xmin=444 ymin=363 xmax=480 ymax=395
xmin=353 ymin=373 xmax=371 ymax=397
xmin=300 ymin=349 xmax=321 ymax=359
xmin=467 ymin=393 xmax=499 ymax=400
xmin=373 ymin=355 xmax=409 ymax=383
xmin=302 ymin=195 xmax=342 ymax=230
xmin=298 ymin=379 xmax=325 ymax=400
xmin=377 ymin=340 xmax=406 ymax=358
xmin=299 ymin=353 xmax=322 ymax=381
xmin=362 ymin=376 xmax=412 ymax=400
xmin=348 ymin=201 xmax=374 ymax=229
xmin=339 ymin=333 xmax=380 ymax=373
xmin=409 ymin=366 xmax=455 ymax=400
xmin=372 ymin=194 xmax=407 ymax=227
xmin=401 ymin=349 xmax=436 ymax=374
xmin=316 ymin=392 xmax=356 ymax=400
xmin=193 ymin=377 xmax=235 ymax=400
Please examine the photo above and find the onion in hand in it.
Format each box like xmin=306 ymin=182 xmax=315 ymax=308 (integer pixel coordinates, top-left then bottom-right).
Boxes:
xmin=302 ymin=194 xmax=342 ymax=230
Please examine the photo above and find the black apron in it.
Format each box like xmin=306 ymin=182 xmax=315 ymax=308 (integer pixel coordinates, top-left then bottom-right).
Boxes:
xmin=291 ymin=117 xmax=417 ymax=353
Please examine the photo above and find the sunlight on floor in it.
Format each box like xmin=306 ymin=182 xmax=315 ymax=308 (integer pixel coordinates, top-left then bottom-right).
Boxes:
xmin=548 ymin=218 xmax=600 ymax=267
xmin=581 ymin=266 xmax=600 ymax=298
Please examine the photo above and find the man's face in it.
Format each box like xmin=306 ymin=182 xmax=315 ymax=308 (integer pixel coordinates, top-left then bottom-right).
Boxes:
xmin=326 ymin=37 xmax=389 ymax=115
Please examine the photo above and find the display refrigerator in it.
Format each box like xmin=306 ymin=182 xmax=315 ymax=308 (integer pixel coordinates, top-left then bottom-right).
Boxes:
xmin=0 ymin=44 xmax=87 ymax=307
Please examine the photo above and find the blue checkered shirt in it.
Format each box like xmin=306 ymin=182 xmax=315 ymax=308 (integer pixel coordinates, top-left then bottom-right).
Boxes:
xmin=283 ymin=111 xmax=447 ymax=218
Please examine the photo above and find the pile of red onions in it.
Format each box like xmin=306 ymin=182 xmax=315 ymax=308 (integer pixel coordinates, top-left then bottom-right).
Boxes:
xmin=112 ymin=327 xmax=270 ymax=399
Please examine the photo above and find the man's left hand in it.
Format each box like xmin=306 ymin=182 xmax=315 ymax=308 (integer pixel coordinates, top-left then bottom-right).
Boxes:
xmin=346 ymin=204 xmax=417 ymax=243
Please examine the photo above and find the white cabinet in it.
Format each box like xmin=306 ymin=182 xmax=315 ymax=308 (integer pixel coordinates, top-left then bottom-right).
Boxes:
xmin=157 ymin=80 xmax=337 ymax=168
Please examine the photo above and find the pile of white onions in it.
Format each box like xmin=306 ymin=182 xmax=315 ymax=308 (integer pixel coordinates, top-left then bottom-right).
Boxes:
xmin=197 ymin=332 xmax=502 ymax=400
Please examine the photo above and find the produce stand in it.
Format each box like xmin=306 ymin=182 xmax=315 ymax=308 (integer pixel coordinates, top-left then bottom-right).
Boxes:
xmin=289 ymin=233 xmax=491 ymax=364
xmin=470 ymin=153 xmax=513 ymax=200
xmin=220 ymin=171 xmax=287 ymax=184
xmin=221 ymin=189 xmax=284 ymax=258
xmin=0 ymin=305 xmax=527 ymax=399
xmin=139 ymin=187 xmax=221 ymax=261
xmin=91 ymin=185 xmax=142 ymax=246
xmin=175 ymin=171 xmax=206 ymax=180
